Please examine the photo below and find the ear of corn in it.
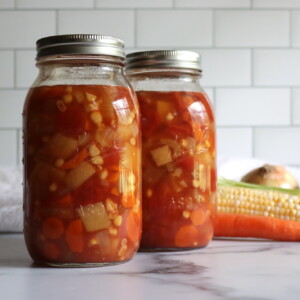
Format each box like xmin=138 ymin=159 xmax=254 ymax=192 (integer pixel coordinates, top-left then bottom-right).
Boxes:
xmin=217 ymin=178 xmax=300 ymax=221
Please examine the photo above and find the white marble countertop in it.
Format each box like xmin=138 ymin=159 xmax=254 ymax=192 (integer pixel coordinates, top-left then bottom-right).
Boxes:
xmin=1 ymin=234 xmax=300 ymax=300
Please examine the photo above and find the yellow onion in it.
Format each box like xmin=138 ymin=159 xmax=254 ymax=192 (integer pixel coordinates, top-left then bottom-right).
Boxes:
xmin=241 ymin=164 xmax=299 ymax=189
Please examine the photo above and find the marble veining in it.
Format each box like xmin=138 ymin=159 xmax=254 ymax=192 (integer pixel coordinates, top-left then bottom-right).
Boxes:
xmin=0 ymin=234 xmax=300 ymax=300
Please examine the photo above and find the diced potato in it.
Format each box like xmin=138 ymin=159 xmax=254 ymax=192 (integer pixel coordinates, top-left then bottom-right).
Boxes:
xmin=65 ymin=161 xmax=95 ymax=190
xmin=77 ymin=202 xmax=111 ymax=232
xmin=44 ymin=134 xmax=77 ymax=159
xmin=161 ymin=138 xmax=182 ymax=159
xmin=150 ymin=145 xmax=173 ymax=167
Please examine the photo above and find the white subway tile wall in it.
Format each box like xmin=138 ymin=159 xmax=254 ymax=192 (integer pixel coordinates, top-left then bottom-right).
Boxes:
xmin=216 ymin=88 xmax=290 ymax=126
xmin=217 ymin=128 xmax=253 ymax=159
xmin=215 ymin=10 xmax=289 ymax=47
xmin=0 ymin=51 xmax=14 ymax=88
xmin=16 ymin=50 xmax=37 ymax=89
xmin=136 ymin=10 xmax=213 ymax=47
xmin=0 ymin=1 xmax=299 ymax=166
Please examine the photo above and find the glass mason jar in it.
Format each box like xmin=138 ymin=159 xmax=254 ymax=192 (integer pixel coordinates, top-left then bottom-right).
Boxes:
xmin=23 ymin=35 xmax=142 ymax=266
xmin=126 ymin=50 xmax=216 ymax=250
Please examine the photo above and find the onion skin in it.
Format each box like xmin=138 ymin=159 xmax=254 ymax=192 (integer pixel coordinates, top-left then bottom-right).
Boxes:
xmin=241 ymin=164 xmax=299 ymax=190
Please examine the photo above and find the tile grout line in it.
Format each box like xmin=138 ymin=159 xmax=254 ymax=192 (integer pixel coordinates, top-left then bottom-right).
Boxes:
xmin=13 ymin=49 xmax=17 ymax=89
xmin=289 ymin=9 xmax=293 ymax=47
xmin=250 ymin=48 xmax=254 ymax=87
xmin=251 ymin=127 xmax=255 ymax=158
xmin=290 ymin=88 xmax=294 ymax=126
xmin=134 ymin=9 xmax=137 ymax=49
xmin=16 ymin=129 xmax=20 ymax=165
xmin=212 ymin=9 xmax=216 ymax=47
xmin=55 ymin=9 xmax=59 ymax=35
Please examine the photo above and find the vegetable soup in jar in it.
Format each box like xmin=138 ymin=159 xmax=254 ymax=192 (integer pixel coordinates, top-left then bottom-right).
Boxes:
xmin=126 ymin=50 xmax=216 ymax=250
xmin=23 ymin=35 xmax=141 ymax=266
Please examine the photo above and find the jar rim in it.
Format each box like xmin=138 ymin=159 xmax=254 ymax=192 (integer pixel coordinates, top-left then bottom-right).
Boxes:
xmin=36 ymin=34 xmax=125 ymax=61
xmin=125 ymin=50 xmax=201 ymax=71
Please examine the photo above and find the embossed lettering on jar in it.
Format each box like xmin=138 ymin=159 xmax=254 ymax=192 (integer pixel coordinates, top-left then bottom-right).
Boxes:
xmin=23 ymin=35 xmax=141 ymax=266
xmin=126 ymin=50 xmax=216 ymax=250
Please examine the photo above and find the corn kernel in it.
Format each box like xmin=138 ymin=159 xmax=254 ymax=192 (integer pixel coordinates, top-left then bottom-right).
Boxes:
xmin=193 ymin=180 xmax=200 ymax=188
xmin=85 ymin=102 xmax=99 ymax=112
xmin=113 ymin=215 xmax=123 ymax=227
xmin=65 ymin=86 xmax=73 ymax=93
xmin=91 ymin=156 xmax=103 ymax=165
xmin=89 ymin=238 xmax=98 ymax=247
xmin=100 ymin=169 xmax=108 ymax=180
xmin=109 ymin=228 xmax=117 ymax=236
xmin=57 ymin=100 xmax=66 ymax=112
xmin=118 ymin=244 xmax=127 ymax=257
xmin=133 ymin=200 xmax=140 ymax=213
xmin=49 ymin=183 xmax=57 ymax=192
xmin=63 ymin=94 xmax=73 ymax=104
xmin=182 ymin=210 xmax=190 ymax=219
xmin=146 ymin=189 xmax=153 ymax=198
xmin=128 ymin=173 xmax=136 ymax=185
xmin=89 ymin=144 xmax=100 ymax=157
xmin=166 ymin=113 xmax=174 ymax=121
xmin=90 ymin=111 xmax=103 ymax=125
xmin=121 ymin=238 xmax=127 ymax=246
xmin=130 ymin=137 xmax=136 ymax=146
xmin=55 ymin=158 xmax=64 ymax=167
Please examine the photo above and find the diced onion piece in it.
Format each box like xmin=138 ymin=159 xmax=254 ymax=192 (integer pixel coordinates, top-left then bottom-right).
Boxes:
xmin=44 ymin=134 xmax=77 ymax=159
xmin=120 ymin=142 xmax=140 ymax=170
xmin=92 ymin=230 xmax=116 ymax=256
xmin=77 ymin=202 xmax=111 ymax=232
xmin=65 ymin=161 xmax=95 ymax=190
xmin=95 ymin=127 xmax=116 ymax=148
xmin=106 ymin=198 xmax=118 ymax=219
xmin=74 ymin=90 xmax=85 ymax=103
xmin=85 ymin=92 xmax=97 ymax=102
xmin=150 ymin=145 xmax=173 ymax=167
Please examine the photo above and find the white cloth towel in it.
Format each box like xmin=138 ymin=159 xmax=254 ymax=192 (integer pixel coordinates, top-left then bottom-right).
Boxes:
xmin=0 ymin=166 xmax=23 ymax=232
xmin=1 ymin=158 xmax=300 ymax=232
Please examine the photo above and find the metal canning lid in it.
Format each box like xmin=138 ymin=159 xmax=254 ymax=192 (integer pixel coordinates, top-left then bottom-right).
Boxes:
xmin=126 ymin=50 xmax=201 ymax=71
xmin=36 ymin=34 xmax=125 ymax=60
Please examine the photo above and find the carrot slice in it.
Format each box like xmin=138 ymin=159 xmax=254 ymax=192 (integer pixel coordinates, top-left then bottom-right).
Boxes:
xmin=65 ymin=219 xmax=84 ymax=253
xmin=175 ymin=225 xmax=199 ymax=247
xmin=59 ymin=148 xmax=89 ymax=170
xmin=122 ymin=195 xmax=135 ymax=208
xmin=42 ymin=217 xmax=64 ymax=239
xmin=214 ymin=213 xmax=300 ymax=241
xmin=43 ymin=242 xmax=59 ymax=260
xmin=127 ymin=211 xmax=141 ymax=242
xmin=57 ymin=193 xmax=72 ymax=206
xmin=190 ymin=209 xmax=208 ymax=226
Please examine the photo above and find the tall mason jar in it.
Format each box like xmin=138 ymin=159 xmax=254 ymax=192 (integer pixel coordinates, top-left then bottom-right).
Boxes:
xmin=23 ymin=35 xmax=142 ymax=266
xmin=126 ymin=50 xmax=216 ymax=250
